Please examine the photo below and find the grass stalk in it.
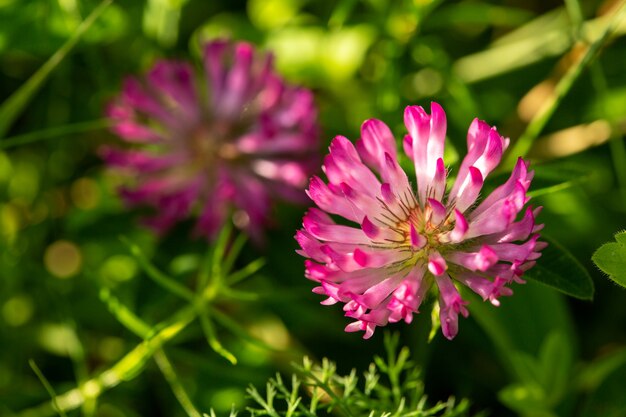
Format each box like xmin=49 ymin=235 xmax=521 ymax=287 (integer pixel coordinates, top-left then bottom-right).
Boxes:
xmin=0 ymin=119 xmax=111 ymax=150
xmin=17 ymin=305 xmax=197 ymax=417
xmin=0 ymin=0 xmax=113 ymax=139
xmin=503 ymin=1 xmax=626 ymax=167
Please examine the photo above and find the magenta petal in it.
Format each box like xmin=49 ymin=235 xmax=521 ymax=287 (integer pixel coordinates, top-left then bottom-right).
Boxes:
xmin=432 ymin=158 xmax=447 ymax=201
xmin=449 ymin=209 xmax=468 ymax=242
xmin=361 ymin=216 xmax=380 ymax=239
xmin=454 ymin=166 xmax=484 ymax=213
xmin=437 ymin=274 xmax=469 ymax=340
xmin=359 ymin=118 xmax=397 ymax=170
xmin=428 ymin=252 xmax=447 ymax=276
xmin=428 ymin=198 xmax=447 ymax=225
xmin=410 ymin=223 xmax=426 ymax=249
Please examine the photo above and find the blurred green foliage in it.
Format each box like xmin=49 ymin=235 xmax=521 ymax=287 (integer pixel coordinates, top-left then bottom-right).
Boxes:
xmin=1 ymin=1 xmax=626 ymax=417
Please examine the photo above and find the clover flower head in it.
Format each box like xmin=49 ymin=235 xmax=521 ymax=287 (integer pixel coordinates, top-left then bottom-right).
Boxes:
xmin=103 ymin=39 xmax=318 ymax=241
xmin=296 ymin=102 xmax=544 ymax=340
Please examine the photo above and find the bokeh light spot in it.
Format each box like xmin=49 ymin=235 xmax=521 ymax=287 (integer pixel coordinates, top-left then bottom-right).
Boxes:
xmin=8 ymin=161 xmax=39 ymax=203
xmin=248 ymin=317 xmax=291 ymax=350
xmin=2 ymin=295 xmax=34 ymax=326
xmin=98 ymin=337 xmax=125 ymax=361
xmin=100 ymin=255 xmax=137 ymax=282
xmin=0 ymin=204 xmax=20 ymax=243
xmin=0 ymin=151 xmax=12 ymax=184
xmin=248 ymin=0 xmax=299 ymax=30
xmin=38 ymin=323 xmax=81 ymax=357
xmin=412 ymin=68 xmax=443 ymax=97
xmin=71 ymin=177 xmax=101 ymax=210
xmin=44 ymin=240 xmax=82 ymax=279
xmin=209 ymin=388 xmax=246 ymax=413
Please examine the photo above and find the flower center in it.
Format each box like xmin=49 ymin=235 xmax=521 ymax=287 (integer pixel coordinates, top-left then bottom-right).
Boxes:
xmin=380 ymin=196 xmax=456 ymax=267
xmin=186 ymin=121 xmax=245 ymax=169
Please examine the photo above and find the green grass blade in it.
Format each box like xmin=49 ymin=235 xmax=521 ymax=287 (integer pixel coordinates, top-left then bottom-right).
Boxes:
xmin=503 ymin=1 xmax=626 ymax=167
xmin=454 ymin=5 xmax=626 ymax=83
xmin=0 ymin=0 xmax=113 ymax=139
xmin=0 ymin=119 xmax=111 ymax=150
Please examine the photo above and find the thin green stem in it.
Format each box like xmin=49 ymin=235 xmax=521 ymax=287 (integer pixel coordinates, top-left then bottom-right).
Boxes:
xmin=211 ymin=223 xmax=233 ymax=286
xmin=527 ymin=180 xmax=576 ymax=198
xmin=154 ymin=350 xmax=202 ymax=417
xmin=503 ymin=1 xmax=626 ymax=167
xmin=121 ymin=237 xmax=196 ymax=302
xmin=298 ymin=369 xmax=355 ymax=417
xmin=18 ymin=305 xmax=197 ymax=417
xmin=218 ymin=287 xmax=261 ymax=301
xmin=226 ymin=258 xmax=266 ymax=286
xmin=0 ymin=119 xmax=111 ymax=150
xmin=65 ymin=323 xmax=96 ymax=417
xmin=197 ymin=245 xmax=214 ymax=292
xmin=208 ymin=306 xmax=280 ymax=352
xmin=222 ymin=233 xmax=247 ymax=276
xmin=18 ymin=230 xmax=255 ymax=417
xmin=101 ymin=287 xmax=202 ymax=416
xmin=0 ymin=0 xmax=113 ymax=139
xmin=198 ymin=224 xmax=233 ymax=299
xmin=99 ymin=287 xmax=153 ymax=338
xmin=199 ymin=312 xmax=238 ymax=365
xmin=28 ymin=360 xmax=68 ymax=417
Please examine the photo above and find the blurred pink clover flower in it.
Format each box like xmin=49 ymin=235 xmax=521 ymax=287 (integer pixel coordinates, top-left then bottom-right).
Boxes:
xmin=103 ymin=39 xmax=318 ymax=241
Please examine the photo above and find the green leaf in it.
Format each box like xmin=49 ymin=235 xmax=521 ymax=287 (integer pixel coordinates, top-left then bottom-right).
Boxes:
xmin=591 ymin=231 xmax=626 ymax=288
xmin=498 ymin=331 xmax=573 ymax=415
xmin=581 ymin=361 xmax=626 ymax=417
xmin=538 ymin=331 xmax=571 ymax=405
xmin=576 ymin=347 xmax=626 ymax=391
xmin=498 ymin=383 xmax=550 ymax=416
xmin=525 ymin=236 xmax=594 ymax=300
xmin=509 ymin=351 xmax=544 ymax=387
